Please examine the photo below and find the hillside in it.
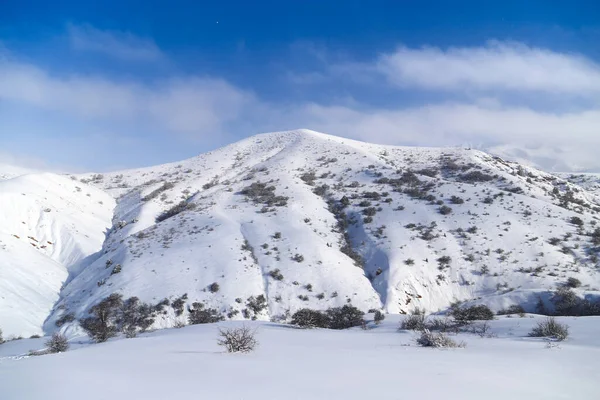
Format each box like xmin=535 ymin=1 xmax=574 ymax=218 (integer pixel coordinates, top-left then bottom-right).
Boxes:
xmin=0 ymin=174 xmax=114 ymax=337
xmin=2 ymin=129 xmax=600 ymax=338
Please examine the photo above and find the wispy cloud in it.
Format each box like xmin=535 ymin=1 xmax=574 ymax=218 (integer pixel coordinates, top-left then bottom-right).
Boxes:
xmin=67 ymin=23 xmax=163 ymax=61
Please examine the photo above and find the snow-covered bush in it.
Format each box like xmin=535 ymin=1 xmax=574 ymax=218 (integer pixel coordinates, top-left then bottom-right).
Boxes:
xmin=171 ymin=293 xmax=188 ymax=316
xmin=290 ymin=305 xmax=365 ymax=330
xmin=217 ymin=326 xmax=258 ymax=353
xmin=438 ymin=205 xmax=453 ymax=215
xmin=326 ymin=305 xmax=365 ymax=330
xmin=80 ymin=294 xmax=123 ymax=343
xmin=46 ymin=333 xmax=69 ymax=353
xmin=450 ymin=305 xmax=494 ymax=323
xmin=246 ymin=295 xmax=268 ymax=318
xmin=401 ymin=311 xmax=426 ymax=331
xmin=416 ymin=329 xmax=463 ymax=348
xmin=529 ymin=318 xmax=569 ymax=341
xmin=80 ymin=294 xmax=159 ymax=342
xmin=291 ymin=309 xmax=330 ymax=329
xmin=120 ymin=297 xmax=155 ymax=338
xmin=187 ymin=302 xmax=224 ymax=325
xmin=156 ymin=200 xmax=197 ymax=223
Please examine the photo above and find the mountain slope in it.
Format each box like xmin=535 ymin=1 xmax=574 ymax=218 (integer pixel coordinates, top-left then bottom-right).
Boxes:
xmin=2 ymin=129 xmax=600 ymax=337
xmin=0 ymin=174 xmax=114 ymax=337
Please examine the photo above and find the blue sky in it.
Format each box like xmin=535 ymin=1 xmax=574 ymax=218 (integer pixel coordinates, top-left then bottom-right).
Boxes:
xmin=1 ymin=1 xmax=599 ymax=172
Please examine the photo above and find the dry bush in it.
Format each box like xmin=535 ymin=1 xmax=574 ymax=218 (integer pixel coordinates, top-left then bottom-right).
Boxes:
xmin=529 ymin=317 xmax=569 ymax=341
xmin=217 ymin=326 xmax=258 ymax=353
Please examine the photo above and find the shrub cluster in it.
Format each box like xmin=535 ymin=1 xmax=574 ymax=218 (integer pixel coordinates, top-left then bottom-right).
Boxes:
xmin=450 ymin=305 xmax=495 ymax=323
xmin=79 ymin=294 xmax=160 ymax=342
xmin=291 ymin=305 xmax=365 ymax=330
xmin=188 ymin=302 xmax=224 ymax=325
xmin=240 ymin=181 xmax=288 ymax=207
xmin=550 ymin=287 xmax=600 ymax=316
xmin=156 ymin=201 xmax=197 ymax=223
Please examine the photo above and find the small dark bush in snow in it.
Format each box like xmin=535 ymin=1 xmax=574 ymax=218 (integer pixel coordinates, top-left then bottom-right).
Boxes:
xmin=156 ymin=201 xmax=196 ymax=223
xmin=450 ymin=196 xmax=465 ymax=205
xmin=79 ymin=293 xmax=123 ymax=343
xmin=217 ymin=326 xmax=258 ymax=353
xmin=46 ymin=333 xmax=69 ymax=353
xmin=438 ymin=205 xmax=453 ymax=215
xmin=374 ymin=310 xmax=385 ymax=324
xmin=268 ymin=269 xmax=284 ymax=281
xmin=401 ymin=310 xmax=426 ymax=331
xmin=208 ymin=282 xmax=220 ymax=293
xmin=55 ymin=312 xmax=75 ymax=327
xmin=497 ymin=305 xmax=526 ymax=316
xmin=171 ymin=293 xmax=188 ymax=316
xmin=529 ymin=317 xmax=569 ymax=341
xmin=120 ymin=296 xmax=155 ymax=337
xmin=569 ymin=216 xmax=584 ymax=227
xmin=450 ymin=305 xmax=494 ymax=323
xmin=188 ymin=302 xmax=224 ymax=325
xmin=0 ymin=328 xmax=4 ymax=344
xmin=565 ymin=277 xmax=581 ymax=288
xmin=246 ymin=295 xmax=268 ymax=317
xmin=291 ymin=309 xmax=330 ymax=329
xmin=326 ymin=305 xmax=365 ymax=330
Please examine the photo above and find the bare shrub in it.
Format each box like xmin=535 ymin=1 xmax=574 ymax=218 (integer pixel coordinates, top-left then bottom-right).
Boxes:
xmin=416 ymin=329 xmax=464 ymax=348
xmin=529 ymin=317 xmax=569 ymax=341
xmin=400 ymin=311 xmax=426 ymax=331
xmin=469 ymin=321 xmax=496 ymax=338
xmin=374 ymin=310 xmax=385 ymax=324
xmin=46 ymin=333 xmax=69 ymax=353
xmin=217 ymin=326 xmax=258 ymax=353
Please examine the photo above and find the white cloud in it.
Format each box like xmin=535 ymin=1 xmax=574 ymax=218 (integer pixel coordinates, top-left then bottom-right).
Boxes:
xmin=280 ymin=102 xmax=600 ymax=171
xmin=67 ymin=23 xmax=163 ymax=61
xmin=0 ymin=60 xmax=254 ymax=136
xmin=2 ymin=35 xmax=600 ymax=172
xmin=377 ymin=41 xmax=600 ymax=95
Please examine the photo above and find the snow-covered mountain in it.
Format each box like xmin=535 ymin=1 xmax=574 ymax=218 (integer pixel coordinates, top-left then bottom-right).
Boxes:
xmin=2 ymin=129 xmax=599 ymax=338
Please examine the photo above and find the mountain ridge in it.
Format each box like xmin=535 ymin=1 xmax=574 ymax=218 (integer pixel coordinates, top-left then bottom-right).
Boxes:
xmin=1 ymin=129 xmax=599 ymax=338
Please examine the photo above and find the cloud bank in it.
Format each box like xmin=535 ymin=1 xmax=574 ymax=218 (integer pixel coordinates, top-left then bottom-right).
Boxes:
xmin=1 ymin=26 xmax=599 ymax=172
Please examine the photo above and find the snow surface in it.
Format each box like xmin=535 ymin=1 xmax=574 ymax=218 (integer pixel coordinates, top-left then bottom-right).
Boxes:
xmin=0 ymin=174 xmax=114 ymax=337
xmin=1 ymin=315 xmax=598 ymax=400
xmin=2 ymin=129 xmax=600 ymax=338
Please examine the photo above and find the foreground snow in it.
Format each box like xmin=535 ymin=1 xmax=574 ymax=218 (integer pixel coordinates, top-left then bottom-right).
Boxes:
xmin=1 ymin=315 xmax=598 ymax=400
